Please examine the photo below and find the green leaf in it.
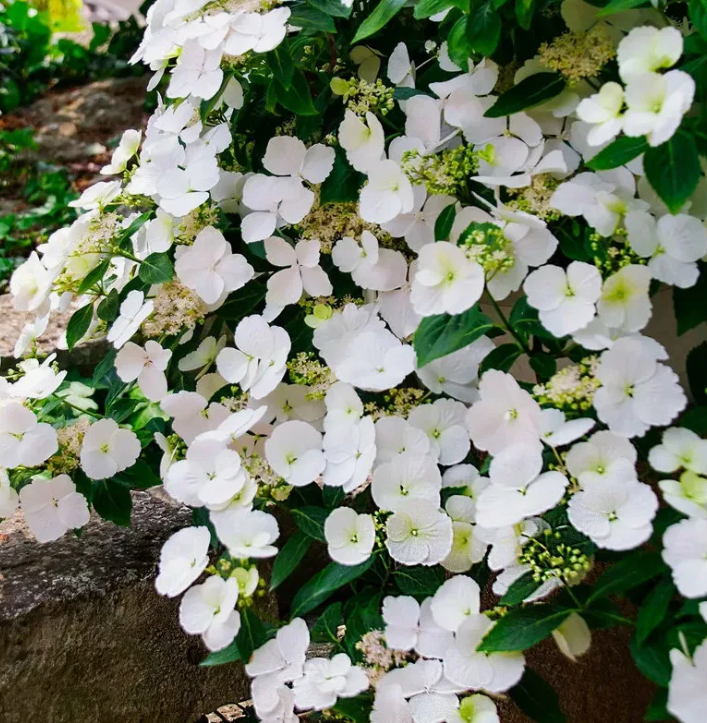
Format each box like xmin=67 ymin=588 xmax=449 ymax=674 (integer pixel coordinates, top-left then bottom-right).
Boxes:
xmin=139 ymin=252 xmax=174 ymax=284
xmin=587 ymin=550 xmax=666 ymax=604
xmin=414 ymin=305 xmax=498 ymax=367
xmin=291 ymin=557 xmax=375 ymax=617
xmin=515 ymin=0 xmax=535 ymax=29
xmin=394 ymin=566 xmax=445 ymax=597
xmin=597 ymin=0 xmax=649 ymax=15
xmin=236 ymin=607 xmax=271 ymax=663
xmin=216 ymin=280 xmax=267 ymax=322
xmin=275 ymin=69 xmax=318 ymax=115
xmin=630 ymin=634 xmax=671 ymax=686
xmin=434 ymin=204 xmax=456 ymax=241
xmin=586 ymin=135 xmax=649 ymax=171
xmin=681 ymin=406 xmax=707 ymax=435
xmin=66 ymin=303 xmax=94 ymax=351
xmin=414 ymin=0 xmax=467 ymax=18
xmin=266 ymin=42 xmax=294 ymax=89
xmin=292 ymin=506 xmax=329 ymax=542
xmin=674 ymin=266 xmax=707 ymax=334
xmin=509 ymin=296 xmax=556 ymax=340
xmin=344 ymin=592 xmax=384 ymax=656
xmin=97 ymin=289 xmax=120 ymax=323
xmin=636 ymin=578 xmax=675 ymax=646
xmin=92 ymin=479 xmax=132 ymax=526
xmin=479 ymin=343 xmax=523 ymax=374
xmin=323 ymin=485 xmax=346 ymax=508
xmin=687 ymin=341 xmax=707 ymax=405
xmin=644 ymin=130 xmax=701 ymax=214
xmin=446 ymin=16 xmax=472 ymax=69
xmin=200 ymin=639 xmax=241 ymax=666
xmin=508 ymin=668 xmax=567 ymax=723
xmin=270 ymin=530 xmax=311 ymax=590
xmin=311 ymin=602 xmax=343 ymax=643
xmin=351 ymin=0 xmax=407 ymax=42
xmin=485 ymin=73 xmax=566 ymax=118
xmin=500 ymin=571 xmax=541 ymax=606
xmin=644 ymin=688 xmax=672 ymax=722
xmin=320 ymin=148 xmax=365 ymax=204
xmin=393 ymin=87 xmax=432 ymax=100
xmin=114 ymin=459 xmax=161 ymax=490
xmin=308 ymin=0 xmax=352 ymax=17
xmin=529 ymin=352 xmax=557 ymax=381
xmin=691 ymin=0 xmax=707 ymax=40
xmin=332 ymin=694 xmax=374 ymax=723
xmin=478 ymin=605 xmax=570 ymax=652
xmin=556 ymin=225 xmax=591 ymax=262
xmin=78 ymin=259 xmax=111 ymax=294
xmin=92 ymin=347 xmax=117 ymax=385
xmin=289 ymin=5 xmax=336 ymax=33
xmin=466 ymin=2 xmax=501 ymax=57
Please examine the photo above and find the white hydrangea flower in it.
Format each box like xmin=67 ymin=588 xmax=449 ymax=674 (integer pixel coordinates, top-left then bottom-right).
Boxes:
xmin=566 ymin=430 xmax=638 ymax=487
xmin=155 ymin=526 xmax=211 ymax=597
xmin=167 ymin=41 xmax=223 ymax=100
xmin=18 ymin=475 xmax=90 ymax=543
xmin=539 ymin=408 xmax=595 ymax=448
xmin=466 ymin=370 xmax=543 ymax=454
xmin=293 ymin=653 xmax=369 ymax=711
xmin=264 ymin=237 xmax=332 ymax=307
xmin=371 ymin=451 xmax=442 ymax=512
xmin=408 ymin=399 xmax=470 ymax=466
xmin=382 ymin=189 xmax=456 ymax=252
xmin=0 ymin=469 xmax=19 ymax=518
xmin=115 ymin=340 xmax=172 ymax=402
xmin=576 ymin=82 xmax=624 ymax=146
xmin=101 ymin=129 xmax=142 ymax=175
xmin=324 ymin=507 xmax=376 ymax=566
xmin=10 ymin=252 xmax=56 ymax=314
xmin=382 ymin=596 xmax=453 ymax=658
xmin=178 ymin=335 xmax=227 ymax=374
xmin=476 ymin=444 xmax=568 ymax=528
xmin=593 ymin=337 xmax=686 ymax=437
xmin=323 ymin=382 xmax=364 ymax=432
xmin=650 ymin=427 xmax=707 ymax=476
xmin=568 ymin=478 xmax=658 ymax=550
xmin=597 ymin=264 xmax=652 ymax=333
xmin=625 ymin=212 xmax=707 ymax=288
xmin=617 ymin=25 xmax=683 ymax=82
xmin=660 ymin=471 xmax=707 ymax=520
xmin=222 ymin=7 xmax=290 ymax=55
xmin=332 ymin=230 xmax=407 ymax=292
xmin=339 ymin=110 xmax=385 ymax=173
xmin=264 ymin=420 xmax=325 ymax=487
xmin=0 ymin=401 xmax=58 ymax=469
xmin=375 ymin=415 xmax=432 ymax=464
xmin=323 ymin=416 xmax=376 ymax=492
xmin=179 ymin=576 xmax=241 ymax=651
xmin=430 ymin=575 xmax=481 ymax=633
xmin=552 ymin=613 xmax=591 ymax=662
xmin=107 ymin=290 xmax=154 ymax=349
xmin=385 ymin=499 xmax=453 ymax=566
xmin=160 ymin=391 xmax=230 ymax=444
xmin=212 ymin=508 xmax=279 ymax=558
xmin=668 ymin=639 xmax=707 ymax=723
xmin=80 ymin=418 xmax=141 ymax=480
xmin=442 ymin=495 xmax=489 ymax=572
xmin=410 ymin=242 xmax=484 ymax=317
xmin=359 ymin=159 xmax=415 ymax=224
xmin=663 ymin=518 xmax=707 ymax=598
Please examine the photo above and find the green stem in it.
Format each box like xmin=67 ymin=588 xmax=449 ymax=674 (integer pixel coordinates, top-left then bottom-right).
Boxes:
xmin=484 ymin=291 xmax=531 ymax=355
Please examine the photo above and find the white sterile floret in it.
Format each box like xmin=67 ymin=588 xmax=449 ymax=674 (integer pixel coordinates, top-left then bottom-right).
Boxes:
xmin=663 ymin=518 xmax=707 ymax=598
xmin=175 ymin=226 xmax=254 ymax=305
xmin=618 ymin=25 xmax=683 ymax=82
xmin=442 ymin=614 xmax=525 ymax=692
xmin=261 ymin=384 xmax=324 ymax=425
xmin=597 ymin=264 xmax=652 ymax=333
xmin=10 ymin=252 xmax=55 ymax=314
xmin=216 ymin=315 xmax=290 ymax=399
xmin=448 ymin=694 xmax=499 ymax=723
xmin=339 ymin=110 xmax=385 ymax=173
xmin=0 ymin=470 xmax=19 ymax=518
xmin=264 ymin=237 xmax=332 ymax=307
xmin=568 ymin=478 xmax=658 ymax=550
xmin=667 ymin=639 xmax=707 ymax=723
xmin=332 ymin=230 xmax=407 ymax=292
xmin=223 ymin=7 xmax=291 ymax=56
xmin=359 ymin=159 xmax=415 ymax=224
xmin=167 ymin=41 xmax=223 ymax=101
xmin=552 ymin=613 xmax=592 ymax=662
xmin=107 ymin=290 xmax=154 ymax=348
xmin=18 ymin=475 xmax=90 ymax=543
xmin=382 ymin=190 xmax=456 ymax=252
xmin=179 ymin=576 xmax=241 ymax=651
xmin=293 ymin=653 xmax=369 ymax=711
xmin=466 ymin=370 xmax=543 ymax=454
xmin=566 ymin=430 xmax=638 ymax=487
xmin=264 ymin=135 xmax=336 ymax=185
xmin=264 ymin=420 xmax=325 ymax=487
xmin=411 ymin=242 xmax=484 ymax=317
xmin=372 ymin=451 xmax=442 ymax=512
xmin=625 ymin=211 xmax=707 ymax=288
xmin=324 ymin=507 xmax=376 ymax=565
xmin=0 ymin=401 xmax=58 ymax=468
xmin=155 ymin=526 xmax=211 ymax=597
xmin=115 ymin=340 xmax=172 ymax=402
xmin=524 ymin=262 xmax=602 ymax=337
xmin=375 ymin=415 xmax=432 ymax=464
xmin=660 ymin=471 xmax=707 ymax=520
xmin=80 ymin=418 xmax=141 ymax=480
xmin=101 ymin=129 xmax=142 ymax=175
xmin=323 ymin=416 xmax=376 ymax=491
xmin=178 ymin=335 xmax=227 ymax=374
xmin=576 ymin=82 xmax=624 ymax=146
xmin=416 ymin=336 xmax=494 ymax=403
xmin=212 ymin=507 xmax=279 ymax=558
xmin=430 ymin=575 xmax=481 ymax=633
xmin=160 ymin=391 xmax=230 ymax=444
xmin=385 ymin=499 xmax=453 ymax=566
xmin=623 ymin=70 xmax=695 ymax=147
xmin=443 ymin=495 xmax=489 ymax=572
xmin=650 ymin=427 xmax=707 ymax=476
xmin=382 ymin=596 xmax=453 ymax=658
xmin=165 ymin=434 xmax=248 ymax=509
xmin=247 ymin=616 xmax=309 ymax=680
xmin=539 ymin=408 xmax=595 ymax=448
xmin=476 ymin=444 xmax=568 ymax=528
xmin=408 ymin=398 xmax=470 ymax=466
xmin=323 ymin=381 xmax=364 ymax=432
xmin=593 ymin=337 xmax=686 ymax=437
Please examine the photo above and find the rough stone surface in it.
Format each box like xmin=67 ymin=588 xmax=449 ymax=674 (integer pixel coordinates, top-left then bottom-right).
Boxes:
xmin=0 ymin=493 xmax=251 ymax=723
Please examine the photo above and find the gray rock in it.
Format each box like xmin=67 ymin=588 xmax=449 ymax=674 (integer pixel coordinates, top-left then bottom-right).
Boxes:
xmin=0 ymin=493 xmax=251 ymax=723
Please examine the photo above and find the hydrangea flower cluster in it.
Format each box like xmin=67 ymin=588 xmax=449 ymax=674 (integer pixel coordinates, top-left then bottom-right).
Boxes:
xmin=3 ymin=0 xmax=707 ymax=720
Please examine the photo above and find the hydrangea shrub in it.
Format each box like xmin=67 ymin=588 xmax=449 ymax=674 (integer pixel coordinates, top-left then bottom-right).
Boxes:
xmin=4 ymin=0 xmax=707 ymax=720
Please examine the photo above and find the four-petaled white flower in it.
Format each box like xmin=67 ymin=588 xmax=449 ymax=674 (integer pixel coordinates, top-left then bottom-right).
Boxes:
xmin=385 ymin=499 xmax=453 ymax=567
xmin=382 ymin=596 xmax=453 ymax=658
xmin=324 ymin=507 xmax=376 ymax=565
xmin=359 ymin=160 xmax=415 ymax=224
xmin=339 ymin=110 xmax=385 ymax=173
xmin=80 ymin=418 xmax=141 ymax=480
xmin=179 ymin=576 xmax=241 ymax=651
xmin=663 ymin=518 xmax=707 ymax=598
xmin=107 ymin=290 xmax=154 ymax=349
xmin=212 ymin=507 xmax=279 ymax=558
xmin=155 ymin=526 xmax=211 ymax=597
xmin=265 ymin=237 xmax=332 ymax=307
xmin=264 ymin=420 xmax=325 ymax=487
xmin=0 ymin=401 xmax=58 ymax=468
xmin=668 ymin=638 xmax=707 ymax=723
xmin=293 ymin=653 xmax=369 ymax=711
xmin=332 ymin=230 xmax=407 ymax=292
xmin=115 ymin=340 xmax=173 ymax=402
